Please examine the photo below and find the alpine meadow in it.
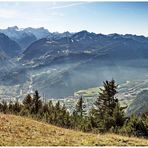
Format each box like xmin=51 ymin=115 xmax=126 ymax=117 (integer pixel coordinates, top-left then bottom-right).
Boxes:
xmin=0 ymin=1 xmax=148 ymax=146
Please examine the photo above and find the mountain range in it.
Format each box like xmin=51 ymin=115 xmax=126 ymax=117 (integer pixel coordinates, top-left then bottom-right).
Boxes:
xmin=0 ymin=26 xmax=73 ymax=49
xmin=0 ymin=26 xmax=148 ymax=115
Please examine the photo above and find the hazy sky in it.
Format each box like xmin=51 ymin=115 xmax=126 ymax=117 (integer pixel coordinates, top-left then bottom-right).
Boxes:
xmin=0 ymin=2 xmax=148 ymax=36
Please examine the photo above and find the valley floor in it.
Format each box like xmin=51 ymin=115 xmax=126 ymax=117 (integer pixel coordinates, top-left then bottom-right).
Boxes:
xmin=0 ymin=113 xmax=147 ymax=146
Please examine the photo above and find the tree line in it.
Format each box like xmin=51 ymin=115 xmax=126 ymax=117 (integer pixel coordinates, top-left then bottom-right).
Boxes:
xmin=0 ymin=80 xmax=147 ymax=138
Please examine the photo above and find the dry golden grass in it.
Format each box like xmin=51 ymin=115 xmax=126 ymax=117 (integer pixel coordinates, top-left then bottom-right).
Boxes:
xmin=0 ymin=113 xmax=147 ymax=146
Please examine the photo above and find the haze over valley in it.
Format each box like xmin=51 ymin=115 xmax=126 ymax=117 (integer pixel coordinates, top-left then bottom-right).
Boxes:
xmin=0 ymin=26 xmax=148 ymax=115
xmin=0 ymin=0 xmax=148 ymax=119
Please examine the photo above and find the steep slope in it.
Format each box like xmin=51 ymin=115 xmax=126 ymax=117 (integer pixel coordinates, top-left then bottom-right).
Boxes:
xmin=0 ymin=33 xmax=24 ymax=87
xmin=0 ymin=114 xmax=147 ymax=146
xmin=0 ymin=53 xmax=16 ymax=73
xmin=127 ymin=90 xmax=148 ymax=115
xmin=0 ymin=27 xmax=73 ymax=49
xmin=0 ymin=26 xmax=37 ymax=49
xmin=14 ymin=32 xmax=37 ymax=49
xmin=0 ymin=33 xmax=21 ymax=57
xmin=21 ymin=31 xmax=148 ymax=63
xmin=24 ymin=27 xmax=50 ymax=39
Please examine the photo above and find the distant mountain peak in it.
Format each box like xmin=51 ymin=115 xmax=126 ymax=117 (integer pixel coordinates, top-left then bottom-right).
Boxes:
xmin=7 ymin=26 xmax=19 ymax=30
xmin=72 ymin=30 xmax=97 ymax=41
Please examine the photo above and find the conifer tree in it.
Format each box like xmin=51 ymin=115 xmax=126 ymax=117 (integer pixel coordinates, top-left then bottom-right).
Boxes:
xmin=23 ymin=94 xmax=32 ymax=108
xmin=120 ymin=113 xmax=148 ymax=137
xmin=55 ymin=101 xmax=61 ymax=110
xmin=112 ymin=102 xmax=127 ymax=128
xmin=32 ymin=90 xmax=42 ymax=114
xmin=8 ymin=100 xmax=14 ymax=113
xmin=76 ymin=96 xmax=86 ymax=118
xmin=13 ymin=99 xmax=22 ymax=114
xmin=91 ymin=80 xmax=126 ymax=132
xmin=72 ymin=96 xmax=87 ymax=131
xmin=1 ymin=100 xmax=8 ymax=113
xmin=48 ymin=100 xmax=54 ymax=112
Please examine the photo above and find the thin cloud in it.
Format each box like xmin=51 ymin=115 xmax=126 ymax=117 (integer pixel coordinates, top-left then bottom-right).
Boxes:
xmin=0 ymin=8 xmax=19 ymax=19
xmin=49 ymin=11 xmax=64 ymax=17
xmin=50 ymin=2 xmax=87 ymax=10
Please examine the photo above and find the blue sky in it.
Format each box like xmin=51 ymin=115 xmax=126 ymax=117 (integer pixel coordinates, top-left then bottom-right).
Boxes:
xmin=0 ymin=2 xmax=148 ymax=36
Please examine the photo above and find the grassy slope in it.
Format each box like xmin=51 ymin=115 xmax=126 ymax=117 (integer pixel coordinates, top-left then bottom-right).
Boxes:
xmin=0 ymin=114 xmax=147 ymax=146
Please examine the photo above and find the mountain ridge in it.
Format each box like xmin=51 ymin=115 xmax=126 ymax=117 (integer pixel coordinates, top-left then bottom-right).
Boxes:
xmin=1 ymin=26 xmax=148 ymax=37
xmin=0 ymin=33 xmax=21 ymax=57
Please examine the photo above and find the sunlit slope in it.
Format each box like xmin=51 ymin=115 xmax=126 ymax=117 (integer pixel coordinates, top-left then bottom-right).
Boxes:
xmin=0 ymin=114 xmax=147 ymax=146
